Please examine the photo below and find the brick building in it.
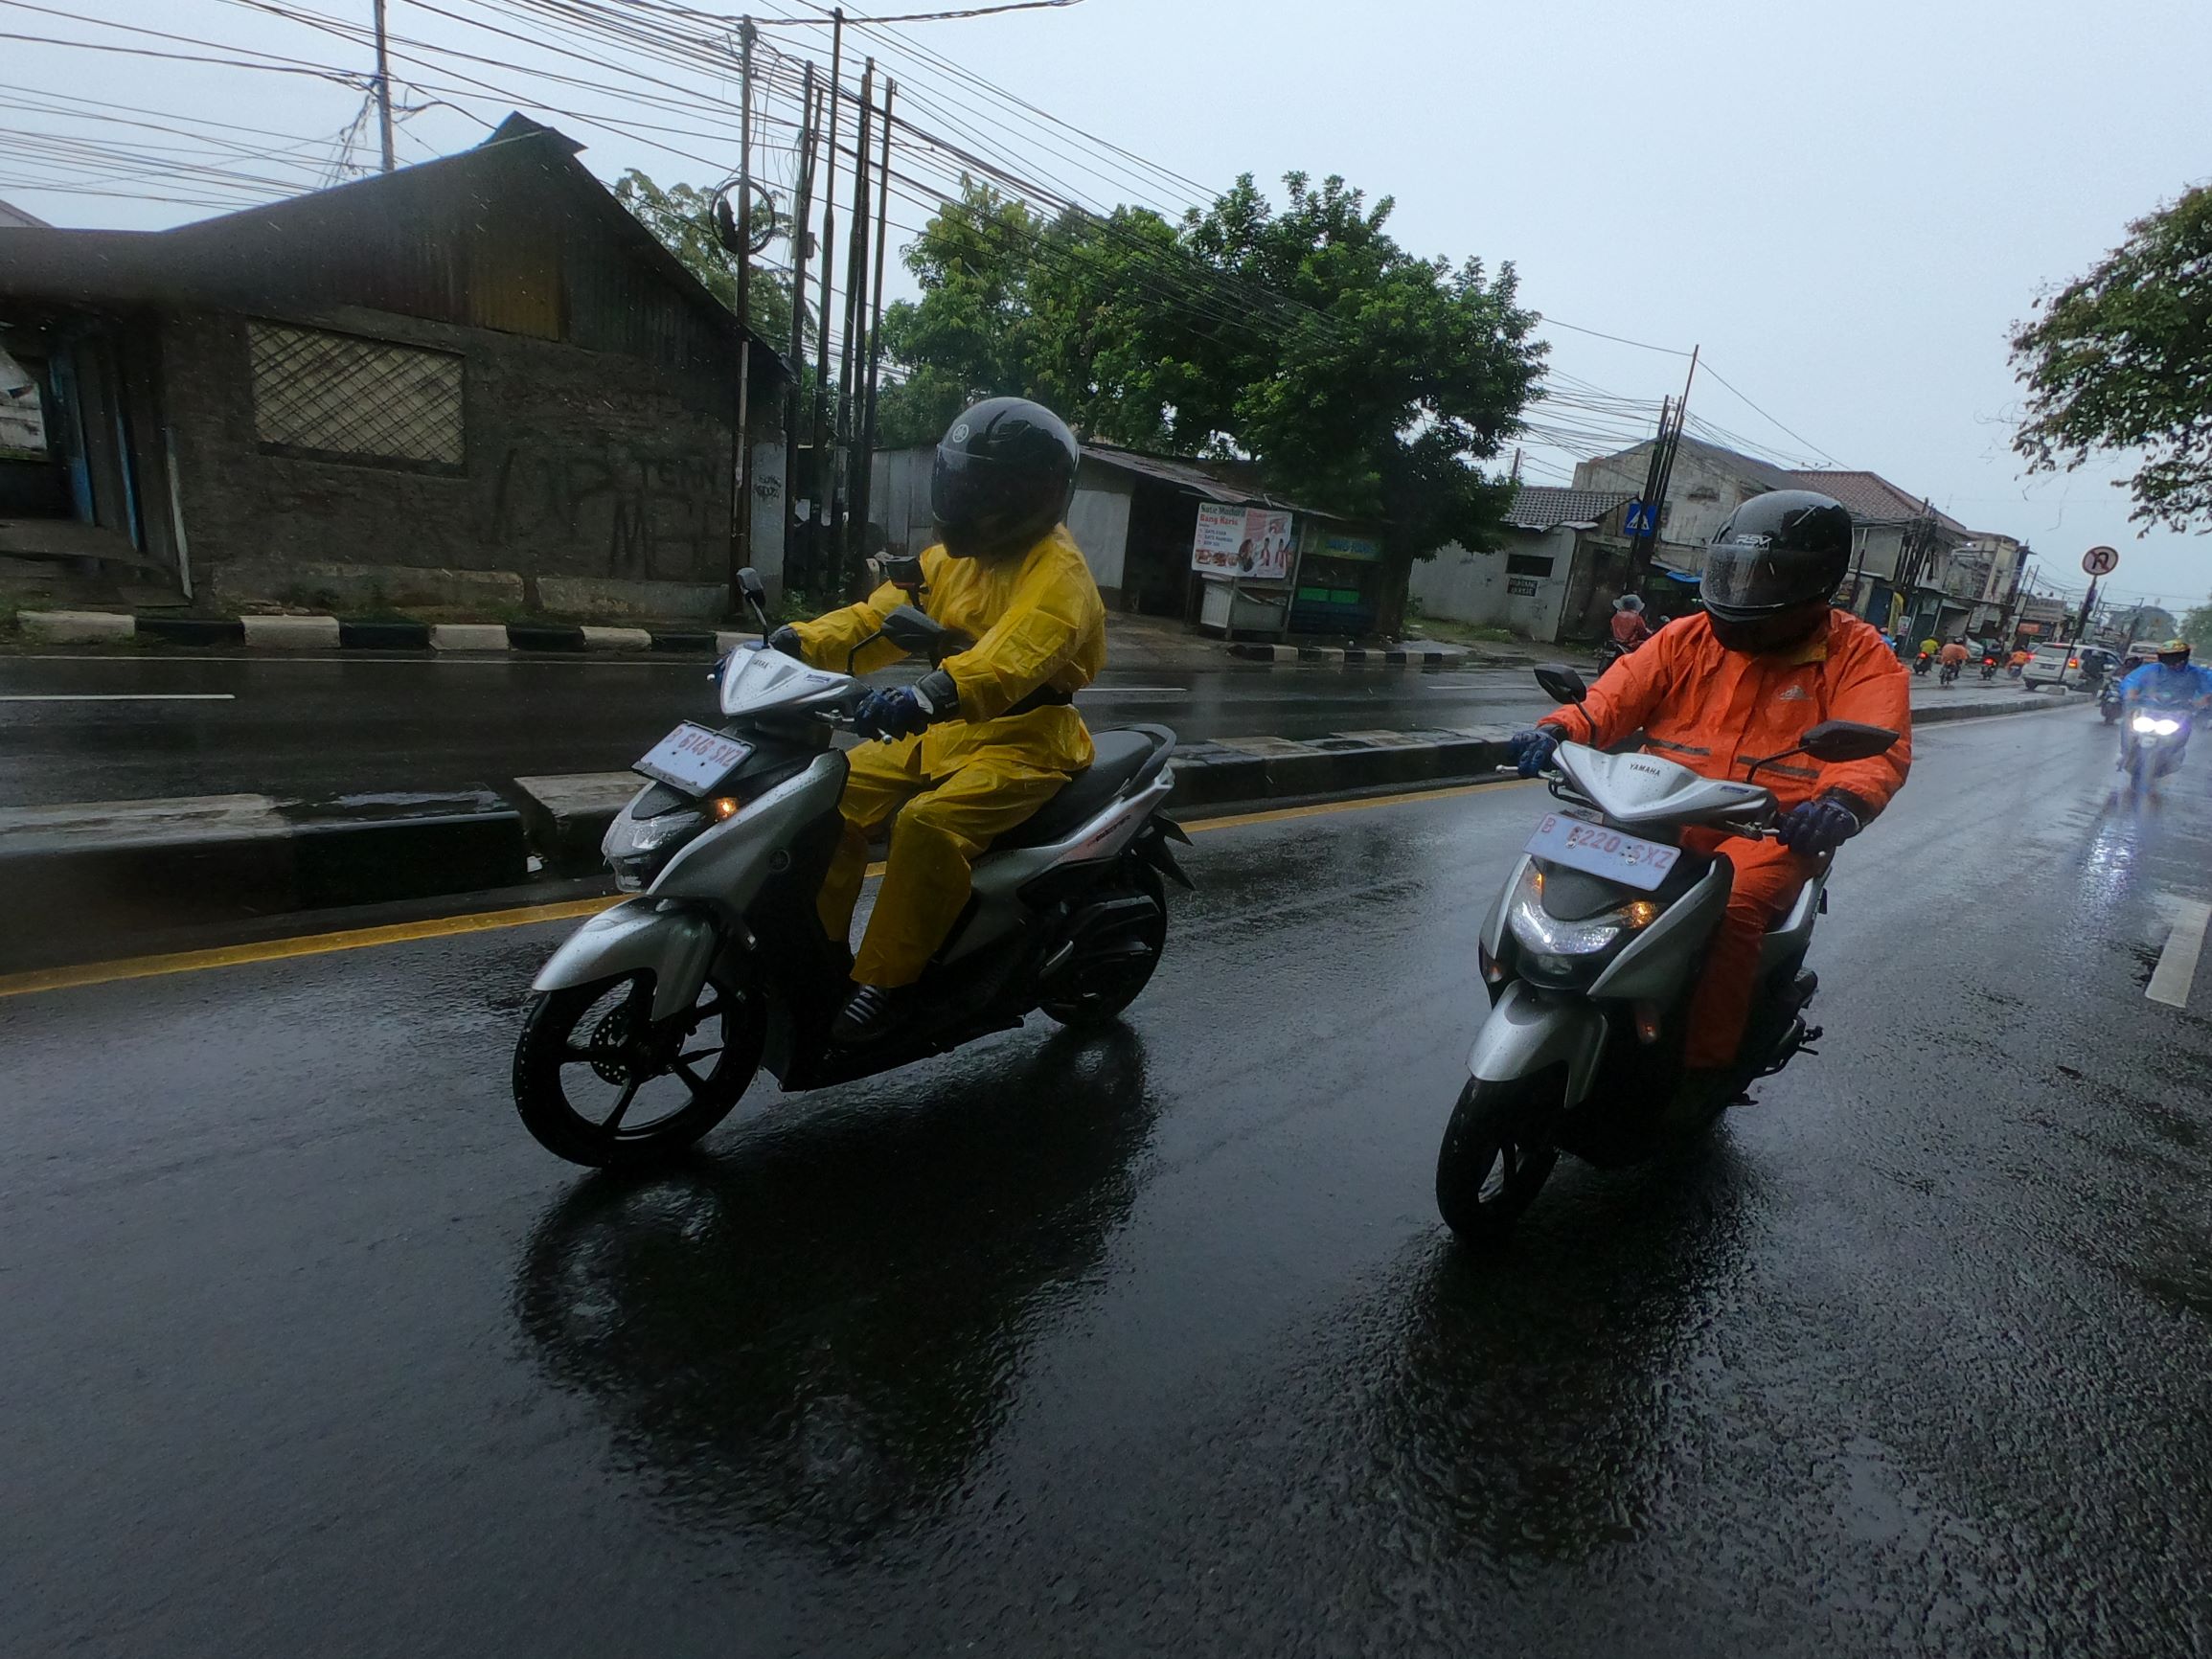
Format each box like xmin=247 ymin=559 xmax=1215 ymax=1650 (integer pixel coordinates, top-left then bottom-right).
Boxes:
xmin=0 ymin=117 xmax=786 ymax=618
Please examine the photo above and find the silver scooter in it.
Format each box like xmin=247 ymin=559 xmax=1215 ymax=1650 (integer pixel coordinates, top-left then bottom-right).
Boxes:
xmin=512 ymin=569 xmax=1190 ymax=1169
xmin=1435 ymin=665 xmax=1900 ymax=1242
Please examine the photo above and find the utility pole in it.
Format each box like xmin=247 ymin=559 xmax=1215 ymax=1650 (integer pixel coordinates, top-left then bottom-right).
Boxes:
xmin=855 ymin=78 xmax=896 ymax=575
xmin=728 ymin=16 xmax=756 ymax=609
xmin=781 ymin=66 xmax=818 ymax=597
xmin=808 ymin=11 xmax=844 ymax=590
xmin=1625 ymin=396 xmax=1673 ymax=589
xmin=372 ymin=0 xmax=396 ymax=171
xmin=832 ymin=61 xmax=875 ymax=596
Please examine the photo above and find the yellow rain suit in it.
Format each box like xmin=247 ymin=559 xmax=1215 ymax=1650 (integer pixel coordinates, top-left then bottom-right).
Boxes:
xmin=788 ymin=523 xmax=1107 ymax=987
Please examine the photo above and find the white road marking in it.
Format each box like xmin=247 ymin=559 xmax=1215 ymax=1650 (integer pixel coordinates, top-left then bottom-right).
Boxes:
xmin=1081 ymin=685 xmax=1187 ymax=694
xmin=2147 ymin=898 xmax=2212 ymax=1008
xmin=0 ymin=693 xmax=236 ymax=702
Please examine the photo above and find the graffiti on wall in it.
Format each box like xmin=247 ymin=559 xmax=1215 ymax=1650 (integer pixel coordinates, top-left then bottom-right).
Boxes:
xmin=490 ymin=445 xmax=723 ymax=577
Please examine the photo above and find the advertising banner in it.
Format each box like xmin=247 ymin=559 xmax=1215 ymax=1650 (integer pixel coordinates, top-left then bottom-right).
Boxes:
xmin=1192 ymin=503 xmax=1295 ymax=580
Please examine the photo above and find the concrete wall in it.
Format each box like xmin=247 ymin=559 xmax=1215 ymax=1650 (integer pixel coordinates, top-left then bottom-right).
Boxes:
xmin=1408 ymin=525 xmax=1576 ymax=642
xmin=164 ymin=303 xmax=782 ymax=619
xmin=1575 ymin=442 xmax=1774 ymax=572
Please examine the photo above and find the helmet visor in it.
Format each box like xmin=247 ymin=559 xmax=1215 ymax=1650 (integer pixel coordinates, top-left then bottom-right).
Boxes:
xmin=1702 ymin=538 xmax=1813 ymax=614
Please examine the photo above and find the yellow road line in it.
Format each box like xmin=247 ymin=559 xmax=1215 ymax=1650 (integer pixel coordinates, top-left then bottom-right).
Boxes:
xmin=0 ymin=780 xmax=1521 ymax=1001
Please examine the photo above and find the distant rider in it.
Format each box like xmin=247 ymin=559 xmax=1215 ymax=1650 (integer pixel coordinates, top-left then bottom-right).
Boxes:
xmin=1609 ymin=593 xmax=1653 ymax=651
xmin=1505 ymin=491 xmax=1912 ymax=1123
xmin=2118 ymin=639 xmax=2212 ymax=765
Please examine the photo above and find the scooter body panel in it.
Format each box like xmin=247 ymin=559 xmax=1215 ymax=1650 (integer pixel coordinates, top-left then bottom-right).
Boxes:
xmin=531 ymin=898 xmax=720 ymax=1022
xmin=1466 ymin=981 xmax=1608 ymax=1103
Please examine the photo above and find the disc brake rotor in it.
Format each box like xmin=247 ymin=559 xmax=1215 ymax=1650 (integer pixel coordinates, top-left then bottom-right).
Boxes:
xmin=585 ymin=1002 xmax=638 ymax=1085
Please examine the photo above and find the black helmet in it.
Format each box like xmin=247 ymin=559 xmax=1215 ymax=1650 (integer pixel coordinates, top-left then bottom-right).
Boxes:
xmin=1700 ymin=489 xmax=1854 ymax=652
xmin=930 ymin=396 xmax=1079 ymax=560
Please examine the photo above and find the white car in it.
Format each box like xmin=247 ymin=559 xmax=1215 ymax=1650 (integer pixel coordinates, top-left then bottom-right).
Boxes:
xmin=2022 ymin=642 xmax=2119 ymax=690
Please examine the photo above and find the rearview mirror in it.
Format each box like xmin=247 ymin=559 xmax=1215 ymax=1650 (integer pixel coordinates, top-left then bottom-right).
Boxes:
xmin=880 ymin=604 xmax=972 ymax=665
xmin=1799 ymin=720 xmax=1900 ymax=763
xmin=1535 ymin=665 xmax=1588 ymax=705
xmin=737 ymin=567 xmax=766 ymax=601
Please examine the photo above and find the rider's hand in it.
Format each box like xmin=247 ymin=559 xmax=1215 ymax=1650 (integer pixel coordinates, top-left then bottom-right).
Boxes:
xmin=854 ymin=687 xmax=930 ymax=742
xmin=1775 ymin=795 xmax=1860 ymax=856
xmin=764 ymin=625 xmax=805 ymax=659
xmin=1506 ymin=726 xmax=1561 ymax=779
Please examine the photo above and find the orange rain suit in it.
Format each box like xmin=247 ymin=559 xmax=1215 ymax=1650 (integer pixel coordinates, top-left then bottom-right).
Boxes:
xmin=1537 ymin=609 xmax=1912 ymax=1069
xmin=1940 ymin=642 xmax=1971 ymax=668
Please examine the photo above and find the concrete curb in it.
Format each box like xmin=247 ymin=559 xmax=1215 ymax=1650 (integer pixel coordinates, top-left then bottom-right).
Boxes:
xmin=0 ymin=790 xmax=527 ymax=963
xmin=13 ymin=609 xmax=741 ymax=657
xmin=1227 ymin=641 xmax=1471 ymax=670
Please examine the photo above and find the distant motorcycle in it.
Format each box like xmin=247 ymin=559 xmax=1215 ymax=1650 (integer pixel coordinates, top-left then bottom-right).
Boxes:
xmin=1979 ymin=654 xmax=1998 ymax=682
xmin=1913 ymin=652 xmax=1933 ymax=677
xmin=1938 ymin=657 xmax=1962 ymax=687
xmin=2099 ymin=678 xmax=2124 ymax=725
xmin=1434 ymin=665 xmax=1902 ymax=1242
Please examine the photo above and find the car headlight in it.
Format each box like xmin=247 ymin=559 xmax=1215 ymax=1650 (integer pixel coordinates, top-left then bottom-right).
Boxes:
xmin=1504 ymin=866 xmax=1662 ymax=960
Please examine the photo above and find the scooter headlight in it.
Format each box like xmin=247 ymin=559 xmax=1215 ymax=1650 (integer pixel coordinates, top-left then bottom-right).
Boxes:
xmin=2132 ymin=715 xmax=2182 ymax=736
xmin=604 ymin=807 xmax=707 ymax=891
xmin=1504 ymin=866 xmax=1663 ymax=966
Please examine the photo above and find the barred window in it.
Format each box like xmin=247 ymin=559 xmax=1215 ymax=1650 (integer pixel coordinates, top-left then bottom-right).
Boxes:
xmin=248 ymin=321 xmax=464 ymax=472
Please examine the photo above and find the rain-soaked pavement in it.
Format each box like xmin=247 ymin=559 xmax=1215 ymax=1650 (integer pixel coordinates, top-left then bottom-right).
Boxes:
xmin=8 ymin=707 xmax=2212 ymax=1656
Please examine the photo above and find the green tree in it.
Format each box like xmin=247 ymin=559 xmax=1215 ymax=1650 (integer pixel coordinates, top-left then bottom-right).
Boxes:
xmin=614 ymin=168 xmax=794 ymax=347
xmin=874 ymin=172 xmax=1545 ymax=557
xmin=2010 ymin=186 xmax=2212 ymax=532
xmin=2179 ymin=596 xmax=2212 ymax=651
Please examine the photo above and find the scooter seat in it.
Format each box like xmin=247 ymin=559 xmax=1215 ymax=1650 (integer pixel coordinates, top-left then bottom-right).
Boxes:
xmin=989 ymin=725 xmax=1174 ymax=851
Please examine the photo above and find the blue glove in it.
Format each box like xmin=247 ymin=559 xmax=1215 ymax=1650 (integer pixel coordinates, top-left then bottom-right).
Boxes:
xmin=1775 ymin=796 xmax=1860 ymax=856
xmin=854 ymin=687 xmax=930 ymax=742
xmin=1506 ymin=727 xmax=1561 ymax=778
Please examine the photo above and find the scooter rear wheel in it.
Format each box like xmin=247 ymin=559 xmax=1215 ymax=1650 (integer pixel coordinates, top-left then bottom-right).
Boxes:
xmin=513 ymin=968 xmax=764 ymax=1168
xmin=1435 ymin=1076 xmax=1560 ymax=1244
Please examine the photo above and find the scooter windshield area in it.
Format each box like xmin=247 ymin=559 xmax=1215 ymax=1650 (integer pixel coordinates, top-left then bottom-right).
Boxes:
xmin=718 ymin=647 xmax=855 ymax=718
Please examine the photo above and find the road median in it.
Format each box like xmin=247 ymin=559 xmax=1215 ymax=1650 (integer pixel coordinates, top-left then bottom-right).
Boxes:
xmin=0 ymin=692 xmax=2080 ymax=972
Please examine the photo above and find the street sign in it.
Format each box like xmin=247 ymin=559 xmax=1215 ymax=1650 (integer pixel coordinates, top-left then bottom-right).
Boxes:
xmin=1624 ymin=500 xmax=1657 ymax=536
xmin=2082 ymin=545 xmax=2120 ymax=577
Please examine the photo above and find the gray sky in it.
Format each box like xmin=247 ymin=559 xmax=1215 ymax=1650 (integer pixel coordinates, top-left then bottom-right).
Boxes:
xmin=7 ymin=0 xmax=2208 ymax=612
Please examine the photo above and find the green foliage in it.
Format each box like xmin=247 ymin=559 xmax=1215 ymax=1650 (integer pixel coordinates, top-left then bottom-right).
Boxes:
xmin=2011 ymin=187 xmax=2212 ymax=532
xmin=2179 ymin=596 xmax=2212 ymax=651
xmin=874 ymin=172 xmax=1545 ymax=557
xmin=614 ymin=168 xmax=794 ymax=347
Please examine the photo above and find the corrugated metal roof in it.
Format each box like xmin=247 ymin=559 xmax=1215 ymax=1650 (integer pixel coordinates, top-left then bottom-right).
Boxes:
xmin=0 ymin=121 xmax=787 ymax=381
xmin=1502 ymin=486 xmax=1631 ymax=531
xmin=1079 ymin=442 xmax=1353 ymax=521
xmin=1784 ymin=468 xmax=1971 ymax=535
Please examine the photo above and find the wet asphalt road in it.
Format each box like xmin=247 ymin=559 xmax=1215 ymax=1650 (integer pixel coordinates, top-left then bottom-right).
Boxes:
xmin=2 ymin=649 xmax=2038 ymax=808
xmin=10 ymin=707 xmax=2212 ymax=1656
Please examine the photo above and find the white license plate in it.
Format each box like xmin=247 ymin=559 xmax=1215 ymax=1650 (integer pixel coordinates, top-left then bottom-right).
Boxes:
xmin=1524 ymin=812 xmax=1679 ymax=892
xmin=634 ymin=722 xmax=753 ymax=793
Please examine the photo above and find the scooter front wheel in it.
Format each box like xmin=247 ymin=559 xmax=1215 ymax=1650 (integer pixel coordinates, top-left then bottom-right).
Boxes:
xmin=1435 ymin=1076 xmax=1560 ymax=1244
xmin=513 ymin=968 xmax=765 ymax=1168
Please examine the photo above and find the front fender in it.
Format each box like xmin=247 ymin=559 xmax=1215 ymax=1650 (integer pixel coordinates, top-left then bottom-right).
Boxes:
xmin=532 ymin=899 xmax=718 ymax=1022
xmin=1467 ymin=981 xmax=1608 ymax=1104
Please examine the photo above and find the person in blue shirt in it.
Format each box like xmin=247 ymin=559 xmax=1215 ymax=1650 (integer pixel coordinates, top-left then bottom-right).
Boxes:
xmin=2119 ymin=639 xmax=2212 ymax=768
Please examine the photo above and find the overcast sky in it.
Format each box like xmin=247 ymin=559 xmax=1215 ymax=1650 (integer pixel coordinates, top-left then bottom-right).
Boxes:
xmin=6 ymin=0 xmax=2208 ymax=612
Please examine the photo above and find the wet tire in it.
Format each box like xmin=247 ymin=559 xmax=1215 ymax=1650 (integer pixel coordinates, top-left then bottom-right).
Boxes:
xmin=1039 ymin=862 xmax=1168 ymax=1031
xmin=513 ymin=968 xmax=765 ymax=1169
xmin=1435 ymin=1077 xmax=1560 ymax=1244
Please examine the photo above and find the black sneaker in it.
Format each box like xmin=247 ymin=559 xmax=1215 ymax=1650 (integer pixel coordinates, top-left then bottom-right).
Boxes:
xmin=832 ymin=984 xmax=900 ymax=1046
